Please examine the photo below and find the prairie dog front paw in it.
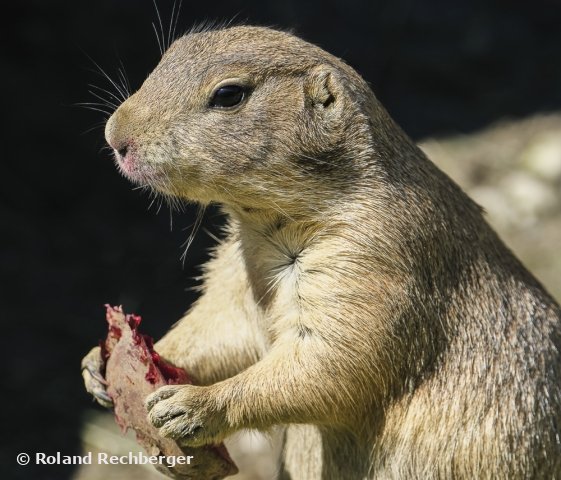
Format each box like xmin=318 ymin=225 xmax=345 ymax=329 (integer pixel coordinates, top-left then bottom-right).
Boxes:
xmin=146 ymin=384 xmax=229 ymax=447
xmin=81 ymin=346 xmax=113 ymax=408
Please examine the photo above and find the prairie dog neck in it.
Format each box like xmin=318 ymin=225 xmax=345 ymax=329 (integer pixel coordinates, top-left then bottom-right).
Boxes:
xmin=228 ymin=208 xmax=321 ymax=311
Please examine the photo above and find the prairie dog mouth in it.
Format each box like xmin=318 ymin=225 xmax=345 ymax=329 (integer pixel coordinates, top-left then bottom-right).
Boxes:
xmin=113 ymin=148 xmax=163 ymax=186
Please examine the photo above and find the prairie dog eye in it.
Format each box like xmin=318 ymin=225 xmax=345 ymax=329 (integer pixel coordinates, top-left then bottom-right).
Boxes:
xmin=209 ymin=85 xmax=246 ymax=108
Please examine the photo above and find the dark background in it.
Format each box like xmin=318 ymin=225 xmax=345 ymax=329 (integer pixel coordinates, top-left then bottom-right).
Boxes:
xmin=2 ymin=0 xmax=561 ymax=478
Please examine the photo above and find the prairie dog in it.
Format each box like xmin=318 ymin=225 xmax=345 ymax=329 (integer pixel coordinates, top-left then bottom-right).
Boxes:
xmin=85 ymin=26 xmax=561 ymax=479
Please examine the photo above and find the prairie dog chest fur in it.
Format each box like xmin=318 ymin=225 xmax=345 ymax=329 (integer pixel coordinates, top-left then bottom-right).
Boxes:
xmin=234 ymin=212 xmax=323 ymax=342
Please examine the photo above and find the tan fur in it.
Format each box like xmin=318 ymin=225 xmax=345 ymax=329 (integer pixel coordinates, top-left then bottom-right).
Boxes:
xmin=93 ymin=26 xmax=561 ymax=478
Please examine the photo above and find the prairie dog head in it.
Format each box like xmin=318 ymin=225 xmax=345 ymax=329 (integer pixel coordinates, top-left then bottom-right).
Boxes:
xmin=105 ymin=26 xmax=378 ymax=214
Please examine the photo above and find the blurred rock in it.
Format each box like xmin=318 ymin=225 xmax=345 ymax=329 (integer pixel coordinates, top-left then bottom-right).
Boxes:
xmin=499 ymin=172 xmax=557 ymax=226
xmin=421 ymin=113 xmax=561 ymax=301
xmin=521 ymin=132 xmax=561 ymax=181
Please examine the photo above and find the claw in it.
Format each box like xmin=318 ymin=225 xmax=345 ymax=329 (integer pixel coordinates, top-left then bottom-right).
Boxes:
xmin=94 ymin=389 xmax=113 ymax=404
xmin=81 ymin=346 xmax=113 ymax=409
xmin=82 ymin=364 xmax=109 ymax=386
xmin=145 ymin=385 xmax=181 ymax=412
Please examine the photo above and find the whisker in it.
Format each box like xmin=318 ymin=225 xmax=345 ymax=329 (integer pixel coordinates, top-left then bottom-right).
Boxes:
xmin=118 ymin=57 xmax=132 ymax=96
xmin=171 ymin=0 xmax=184 ymax=45
xmin=132 ymin=184 xmax=151 ymax=191
xmin=151 ymin=22 xmax=163 ymax=55
xmin=167 ymin=0 xmax=176 ymax=50
xmin=152 ymin=0 xmax=165 ymax=54
xmin=168 ymin=204 xmax=174 ymax=231
xmin=147 ymin=191 xmax=159 ymax=211
xmin=202 ymin=226 xmax=221 ymax=244
xmin=88 ymin=84 xmax=122 ymax=108
xmin=86 ymin=93 xmax=118 ymax=112
xmin=75 ymin=101 xmax=113 ymax=114
xmin=84 ymin=54 xmax=129 ymax=102
xmin=155 ymin=196 xmax=164 ymax=215
xmin=180 ymin=204 xmax=206 ymax=267
xmin=116 ymin=64 xmax=131 ymax=99
xmin=78 ymin=105 xmax=112 ymax=116
xmin=80 ymin=120 xmax=107 ymax=136
xmin=76 ymin=101 xmax=113 ymax=110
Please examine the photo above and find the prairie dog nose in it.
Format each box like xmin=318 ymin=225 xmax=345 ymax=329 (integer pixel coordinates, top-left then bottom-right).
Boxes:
xmin=104 ymin=110 xmax=119 ymax=149
xmin=105 ymin=106 xmax=134 ymax=161
xmin=117 ymin=144 xmax=129 ymax=158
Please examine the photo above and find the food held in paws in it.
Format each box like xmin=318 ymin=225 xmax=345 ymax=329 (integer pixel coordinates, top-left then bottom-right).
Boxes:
xmin=102 ymin=305 xmax=237 ymax=479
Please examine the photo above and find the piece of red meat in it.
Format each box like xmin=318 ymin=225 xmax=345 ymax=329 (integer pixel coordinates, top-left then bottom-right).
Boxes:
xmin=102 ymin=305 xmax=238 ymax=479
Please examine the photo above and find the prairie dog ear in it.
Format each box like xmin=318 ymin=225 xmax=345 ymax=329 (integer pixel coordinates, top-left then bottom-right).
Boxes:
xmin=304 ymin=65 xmax=341 ymax=110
